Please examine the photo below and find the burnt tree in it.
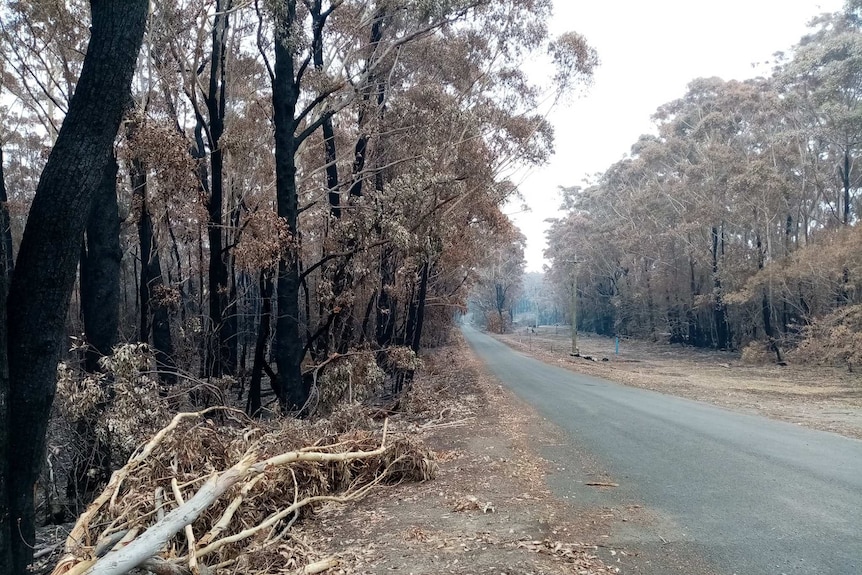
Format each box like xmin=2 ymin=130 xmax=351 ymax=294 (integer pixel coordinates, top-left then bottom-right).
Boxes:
xmin=203 ymin=0 xmax=235 ymax=377
xmin=0 ymin=146 xmax=11 ymax=575
xmin=273 ymin=0 xmax=307 ymax=412
xmin=132 ymin=157 xmax=177 ymax=383
xmin=4 ymin=4 xmax=147 ymax=571
xmin=80 ymin=154 xmax=121 ymax=372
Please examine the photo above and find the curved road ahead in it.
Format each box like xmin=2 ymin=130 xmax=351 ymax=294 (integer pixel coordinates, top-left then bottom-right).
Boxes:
xmin=463 ymin=326 xmax=862 ymax=575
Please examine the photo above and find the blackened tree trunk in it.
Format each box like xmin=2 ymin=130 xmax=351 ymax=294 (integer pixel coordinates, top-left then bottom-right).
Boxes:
xmin=0 ymin=146 xmax=11 ymax=575
xmin=74 ymin=153 xmax=121 ymax=511
xmin=81 ymin=154 xmax=121 ymax=372
xmin=348 ymin=8 xmax=386 ymax=198
xmin=410 ymin=261 xmax=429 ymax=353
xmin=310 ymin=0 xmax=351 ymax=356
xmin=4 ymin=3 xmax=147 ymax=571
xmin=205 ymin=0 xmax=234 ymax=378
xmin=310 ymin=0 xmax=341 ymax=217
xmin=376 ymin=246 xmax=397 ymax=346
xmin=132 ymin=159 xmax=177 ymax=384
xmin=273 ymin=0 xmax=307 ymax=412
xmin=247 ymin=270 xmax=274 ymax=417
xmin=711 ymin=225 xmax=729 ymax=349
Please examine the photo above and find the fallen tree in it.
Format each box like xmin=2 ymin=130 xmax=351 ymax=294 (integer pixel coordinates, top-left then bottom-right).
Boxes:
xmin=51 ymin=408 xmax=435 ymax=575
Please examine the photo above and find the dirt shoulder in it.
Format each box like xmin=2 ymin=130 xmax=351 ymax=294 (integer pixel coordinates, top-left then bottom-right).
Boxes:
xmin=302 ymin=338 xmax=632 ymax=574
xmin=496 ymin=327 xmax=862 ymax=440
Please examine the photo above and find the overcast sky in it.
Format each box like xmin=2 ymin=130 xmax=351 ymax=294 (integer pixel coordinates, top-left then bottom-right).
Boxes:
xmin=512 ymin=0 xmax=845 ymax=272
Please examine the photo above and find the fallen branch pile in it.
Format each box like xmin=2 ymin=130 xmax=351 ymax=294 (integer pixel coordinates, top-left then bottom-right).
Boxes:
xmin=51 ymin=408 xmax=436 ymax=575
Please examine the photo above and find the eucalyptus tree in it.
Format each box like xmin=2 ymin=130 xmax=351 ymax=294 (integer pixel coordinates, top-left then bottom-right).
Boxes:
xmin=261 ymin=0 xmax=595 ymax=409
xmin=0 ymin=144 xmax=10 ymax=575
xmin=0 ymin=0 xmax=124 ymax=371
xmin=778 ymin=4 xmax=862 ymax=226
xmin=1 ymin=3 xmax=148 ymax=571
xmin=471 ymin=227 xmax=526 ymax=333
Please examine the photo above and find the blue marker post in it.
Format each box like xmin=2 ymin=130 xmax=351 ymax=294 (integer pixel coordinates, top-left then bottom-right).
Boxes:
xmin=615 ymin=336 xmax=619 ymax=355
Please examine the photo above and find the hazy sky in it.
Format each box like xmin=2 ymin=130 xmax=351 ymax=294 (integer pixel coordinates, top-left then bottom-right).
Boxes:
xmin=512 ymin=0 xmax=845 ymax=272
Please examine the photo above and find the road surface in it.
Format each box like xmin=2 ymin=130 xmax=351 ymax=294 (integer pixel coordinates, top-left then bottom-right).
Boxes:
xmin=463 ymin=325 xmax=862 ymax=575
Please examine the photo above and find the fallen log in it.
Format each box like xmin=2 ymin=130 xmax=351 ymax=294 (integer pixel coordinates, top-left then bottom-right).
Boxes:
xmin=49 ymin=414 xmax=418 ymax=575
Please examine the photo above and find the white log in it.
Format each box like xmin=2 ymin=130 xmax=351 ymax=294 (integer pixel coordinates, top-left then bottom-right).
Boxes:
xmin=85 ymin=454 xmax=254 ymax=575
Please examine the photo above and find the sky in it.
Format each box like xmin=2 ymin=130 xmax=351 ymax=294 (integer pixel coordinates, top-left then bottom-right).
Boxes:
xmin=512 ymin=0 xmax=846 ymax=272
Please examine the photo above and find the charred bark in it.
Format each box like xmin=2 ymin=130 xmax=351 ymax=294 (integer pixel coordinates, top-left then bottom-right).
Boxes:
xmin=0 ymin=145 xmax=11 ymax=575
xmin=76 ymin=155 xmax=122 ymax=507
xmin=410 ymin=261 xmax=429 ymax=353
xmin=4 ymin=3 xmax=147 ymax=570
xmin=273 ymin=0 xmax=308 ymax=412
xmin=132 ymin=159 xmax=177 ymax=384
xmin=310 ymin=0 xmax=341 ymax=218
xmin=348 ymin=8 xmax=386 ymax=198
xmin=205 ymin=0 xmax=234 ymax=377
xmin=248 ymin=270 xmax=274 ymax=417
xmin=81 ymin=155 xmax=121 ymax=372
xmin=376 ymin=246 xmax=397 ymax=347
xmin=711 ymin=225 xmax=729 ymax=349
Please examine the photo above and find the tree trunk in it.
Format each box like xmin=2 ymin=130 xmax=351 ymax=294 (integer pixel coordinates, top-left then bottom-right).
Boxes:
xmin=410 ymin=261 xmax=429 ymax=354
xmin=711 ymin=225 xmax=729 ymax=349
xmin=132 ymin=158 xmax=177 ymax=384
xmin=687 ymin=249 xmax=700 ymax=345
xmin=376 ymin=246 xmax=397 ymax=346
xmin=4 ymin=3 xmax=147 ymax=571
xmin=644 ymin=259 xmax=656 ymax=341
xmin=205 ymin=0 xmax=233 ymax=378
xmin=273 ymin=0 xmax=307 ymax=412
xmin=310 ymin=0 xmax=341 ymax=217
xmin=247 ymin=270 xmax=273 ymax=417
xmin=75 ymin=154 xmax=121 ymax=510
xmin=311 ymin=0 xmax=347 ymax=355
xmin=842 ymin=147 xmax=851 ymax=226
xmin=81 ymin=154 xmax=121 ymax=372
xmin=348 ymin=7 xmax=386 ymax=198
xmin=0 ymin=145 xmax=12 ymax=575
xmin=756 ymin=231 xmax=783 ymax=363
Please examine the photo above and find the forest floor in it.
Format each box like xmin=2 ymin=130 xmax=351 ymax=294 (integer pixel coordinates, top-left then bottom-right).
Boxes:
xmin=495 ymin=326 xmax=862 ymax=440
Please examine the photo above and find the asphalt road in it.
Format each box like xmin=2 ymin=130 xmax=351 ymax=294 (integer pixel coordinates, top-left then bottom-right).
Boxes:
xmin=462 ymin=325 xmax=862 ymax=575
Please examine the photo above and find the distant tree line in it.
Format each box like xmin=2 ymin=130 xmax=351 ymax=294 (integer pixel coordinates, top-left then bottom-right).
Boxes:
xmin=545 ymin=1 xmax=862 ymax=363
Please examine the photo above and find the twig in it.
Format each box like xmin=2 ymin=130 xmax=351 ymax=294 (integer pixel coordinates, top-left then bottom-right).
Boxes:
xmin=303 ymin=558 xmax=339 ymax=574
xmin=55 ymin=417 xmax=395 ymax=575
xmin=94 ymin=530 xmax=129 ymax=558
xmin=139 ymin=557 xmax=192 ymax=575
xmin=32 ymin=542 xmax=62 ymax=560
xmin=154 ymin=487 xmax=166 ymax=522
xmin=171 ymin=478 xmax=200 ymax=575
xmin=198 ymin=474 xmax=264 ymax=546
xmin=55 ymin=407 xmax=233 ymax=570
xmin=195 ymin=470 xmax=386 ymax=560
